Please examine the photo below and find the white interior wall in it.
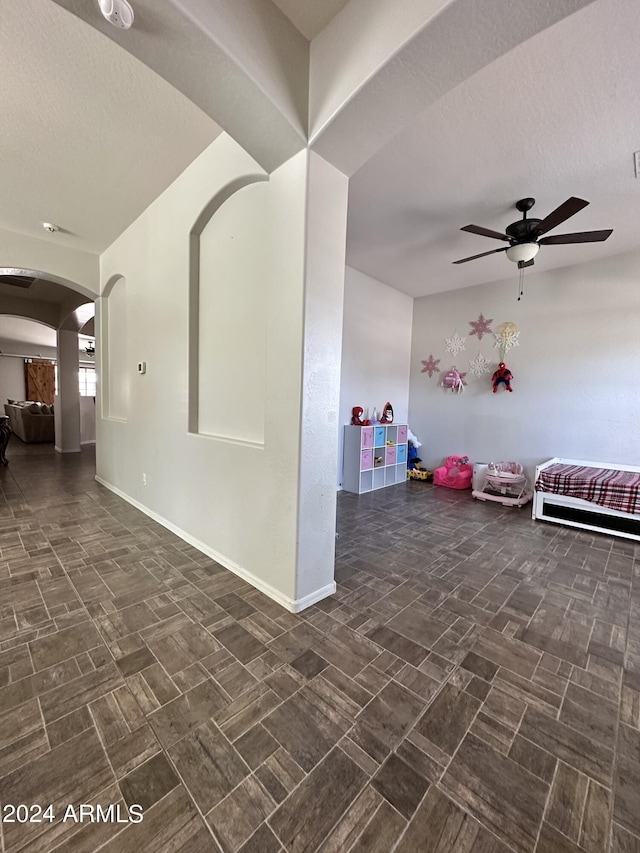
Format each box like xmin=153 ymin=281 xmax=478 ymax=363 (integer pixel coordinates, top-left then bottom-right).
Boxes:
xmin=97 ymin=134 xmax=333 ymax=611
xmin=409 ymin=249 xmax=640 ymax=481
xmin=198 ymin=181 xmax=269 ymax=444
xmin=338 ymin=266 xmax=413 ymax=488
xmin=80 ymin=397 xmax=95 ymax=444
xmin=0 ymin=357 xmax=27 ymax=403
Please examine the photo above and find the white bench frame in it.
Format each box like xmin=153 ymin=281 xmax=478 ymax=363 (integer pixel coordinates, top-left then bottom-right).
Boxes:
xmin=532 ymin=457 xmax=640 ymax=542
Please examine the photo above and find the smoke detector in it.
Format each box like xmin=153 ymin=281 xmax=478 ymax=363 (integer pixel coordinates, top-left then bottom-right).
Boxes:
xmin=98 ymin=0 xmax=134 ymax=29
xmin=42 ymin=223 xmax=59 ymax=234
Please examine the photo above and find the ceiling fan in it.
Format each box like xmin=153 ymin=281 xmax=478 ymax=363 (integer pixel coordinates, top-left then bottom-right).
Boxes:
xmin=453 ymin=197 xmax=613 ymax=268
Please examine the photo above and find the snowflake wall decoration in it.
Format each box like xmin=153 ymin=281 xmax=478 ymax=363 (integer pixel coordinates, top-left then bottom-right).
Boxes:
xmin=420 ymin=354 xmax=441 ymax=377
xmin=445 ymin=331 xmax=466 ymax=357
xmin=494 ymin=321 xmax=520 ymax=357
xmin=468 ymin=313 xmax=493 ymax=340
xmin=468 ymin=352 xmax=490 ymax=378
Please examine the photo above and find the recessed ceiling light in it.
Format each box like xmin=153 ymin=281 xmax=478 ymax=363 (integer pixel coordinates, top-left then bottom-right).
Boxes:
xmin=42 ymin=223 xmax=59 ymax=233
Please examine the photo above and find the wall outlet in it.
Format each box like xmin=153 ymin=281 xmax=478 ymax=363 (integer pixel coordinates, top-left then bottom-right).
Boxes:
xmin=142 ymin=473 xmax=147 ymax=486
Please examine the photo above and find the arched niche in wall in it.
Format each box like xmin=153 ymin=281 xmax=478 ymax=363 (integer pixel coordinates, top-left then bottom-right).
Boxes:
xmin=189 ymin=174 xmax=270 ymax=445
xmin=100 ymin=274 xmax=128 ymax=421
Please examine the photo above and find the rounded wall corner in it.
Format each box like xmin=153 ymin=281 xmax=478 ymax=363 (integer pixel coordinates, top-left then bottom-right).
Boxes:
xmin=190 ymin=174 xmax=270 ymax=239
xmin=102 ymin=273 xmax=126 ymax=299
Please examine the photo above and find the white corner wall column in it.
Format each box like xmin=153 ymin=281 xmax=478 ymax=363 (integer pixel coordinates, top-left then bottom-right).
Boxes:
xmin=295 ymin=152 xmax=348 ymax=604
xmin=54 ymin=328 xmax=80 ymax=453
xmin=97 ymin=136 xmax=348 ymax=612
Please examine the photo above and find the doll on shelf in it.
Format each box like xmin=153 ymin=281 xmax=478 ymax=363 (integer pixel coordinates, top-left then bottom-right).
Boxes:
xmin=379 ymin=402 xmax=394 ymax=424
xmin=351 ymin=406 xmax=370 ymax=426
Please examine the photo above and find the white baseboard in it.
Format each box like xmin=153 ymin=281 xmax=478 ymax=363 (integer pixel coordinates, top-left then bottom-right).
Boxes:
xmin=292 ymin=583 xmax=337 ymax=611
xmin=55 ymin=446 xmax=81 ymax=454
xmin=94 ymin=476 xmax=336 ymax=613
xmin=81 ymin=440 xmax=96 ymax=446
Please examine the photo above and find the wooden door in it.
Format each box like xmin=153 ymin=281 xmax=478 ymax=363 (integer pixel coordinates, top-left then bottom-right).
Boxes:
xmin=24 ymin=360 xmax=55 ymax=405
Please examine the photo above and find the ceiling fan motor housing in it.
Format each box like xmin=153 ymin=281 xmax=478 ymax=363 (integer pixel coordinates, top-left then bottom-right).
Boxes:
xmin=505 ymin=218 xmax=541 ymax=243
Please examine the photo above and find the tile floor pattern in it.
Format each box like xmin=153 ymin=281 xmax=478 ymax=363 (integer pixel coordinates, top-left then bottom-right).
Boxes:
xmin=0 ymin=445 xmax=639 ymax=852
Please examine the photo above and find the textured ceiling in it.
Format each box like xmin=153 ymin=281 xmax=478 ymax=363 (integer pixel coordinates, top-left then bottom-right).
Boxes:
xmin=347 ymin=0 xmax=640 ymax=296
xmin=0 ymin=0 xmax=221 ymax=254
xmin=2 ymin=0 xmax=637 ymax=302
xmin=269 ymin=0 xmax=350 ymax=40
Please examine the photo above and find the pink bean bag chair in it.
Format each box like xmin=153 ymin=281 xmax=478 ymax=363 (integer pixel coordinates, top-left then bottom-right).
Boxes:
xmin=433 ymin=455 xmax=473 ymax=489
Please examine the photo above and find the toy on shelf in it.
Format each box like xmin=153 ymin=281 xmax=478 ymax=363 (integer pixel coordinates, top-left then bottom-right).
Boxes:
xmin=351 ymin=406 xmax=370 ymax=426
xmin=433 ymin=455 xmax=473 ymax=489
xmin=472 ymin=461 xmax=532 ymax=507
xmin=379 ymin=402 xmax=394 ymax=424
xmin=491 ymin=362 xmax=513 ymax=393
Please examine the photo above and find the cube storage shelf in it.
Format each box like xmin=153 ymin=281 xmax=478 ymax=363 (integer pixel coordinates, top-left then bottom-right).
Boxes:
xmin=343 ymin=424 xmax=408 ymax=494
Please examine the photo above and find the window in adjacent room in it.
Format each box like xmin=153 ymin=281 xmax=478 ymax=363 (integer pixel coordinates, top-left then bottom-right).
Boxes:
xmin=79 ymin=367 xmax=96 ymax=397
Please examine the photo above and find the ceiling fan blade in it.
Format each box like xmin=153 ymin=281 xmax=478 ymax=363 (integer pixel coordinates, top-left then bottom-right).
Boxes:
xmin=535 ymin=197 xmax=589 ymax=235
xmin=518 ymin=259 xmax=534 ymax=269
xmin=538 ymin=229 xmax=613 ymax=245
xmin=460 ymin=224 xmax=510 ymax=242
xmin=453 ymin=246 xmax=509 ymax=264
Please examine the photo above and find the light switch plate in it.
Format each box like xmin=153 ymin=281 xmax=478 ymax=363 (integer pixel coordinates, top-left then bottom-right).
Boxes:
xmin=137 ymin=362 xmax=146 ymax=374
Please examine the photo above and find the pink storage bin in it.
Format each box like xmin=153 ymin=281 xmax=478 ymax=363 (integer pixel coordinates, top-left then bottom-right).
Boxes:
xmin=362 ymin=427 xmax=374 ymax=448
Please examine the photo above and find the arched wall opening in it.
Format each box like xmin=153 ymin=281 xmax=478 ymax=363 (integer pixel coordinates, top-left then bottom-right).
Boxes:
xmin=0 ymin=267 xmax=96 ymax=302
xmin=0 ymin=316 xmax=57 ymax=413
xmin=188 ymin=175 xmax=270 ymax=444
xmin=0 ymin=268 xmax=98 ymax=453
xmin=99 ymin=274 xmax=128 ymax=422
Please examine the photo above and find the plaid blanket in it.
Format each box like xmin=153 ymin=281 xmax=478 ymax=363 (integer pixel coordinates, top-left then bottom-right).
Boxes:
xmin=535 ymin=463 xmax=640 ymax=515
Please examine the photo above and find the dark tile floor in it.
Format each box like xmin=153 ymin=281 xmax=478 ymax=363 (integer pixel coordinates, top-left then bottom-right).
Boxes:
xmin=0 ymin=443 xmax=639 ymax=852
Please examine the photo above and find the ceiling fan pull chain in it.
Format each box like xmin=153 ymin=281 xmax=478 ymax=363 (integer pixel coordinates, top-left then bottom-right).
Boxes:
xmin=517 ymin=265 xmax=524 ymax=301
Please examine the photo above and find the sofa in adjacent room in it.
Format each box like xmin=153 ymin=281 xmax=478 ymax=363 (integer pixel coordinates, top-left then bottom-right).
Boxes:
xmin=4 ymin=401 xmax=55 ymax=443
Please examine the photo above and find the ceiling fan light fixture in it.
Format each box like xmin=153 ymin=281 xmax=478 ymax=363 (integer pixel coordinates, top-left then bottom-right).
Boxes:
xmin=506 ymin=242 xmax=539 ymax=264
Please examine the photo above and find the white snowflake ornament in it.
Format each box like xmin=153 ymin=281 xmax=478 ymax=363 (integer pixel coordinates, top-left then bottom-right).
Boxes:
xmin=445 ymin=331 xmax=466 ymax=357
xmin=493 ymin=321 xmax=520 ymax=358
xmin=468 ymin=353 xmax=490 ymax=378
xmin=493 ymin=329 xmax=520 ymax=354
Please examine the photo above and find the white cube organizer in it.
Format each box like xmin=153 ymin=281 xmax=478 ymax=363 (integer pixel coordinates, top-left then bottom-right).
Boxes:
xmin=342 ymin=424 xmax=408 ymax=494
